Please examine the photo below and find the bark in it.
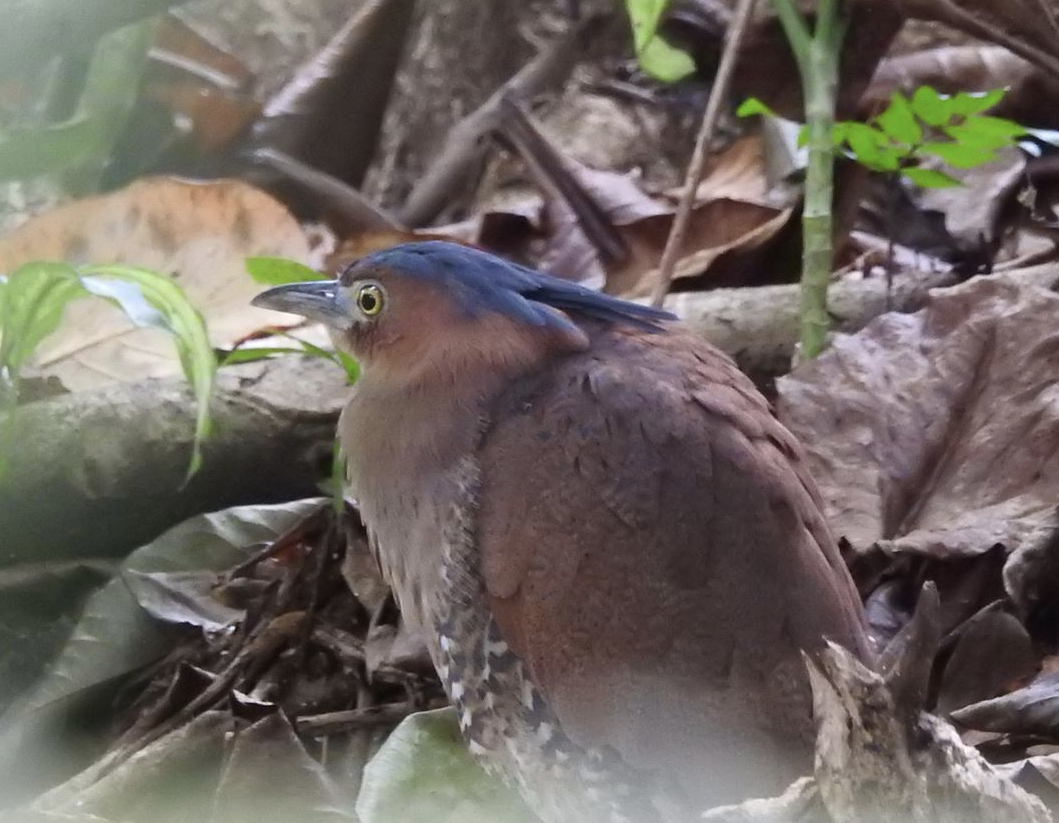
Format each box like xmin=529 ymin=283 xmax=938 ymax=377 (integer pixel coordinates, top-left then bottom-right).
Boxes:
xmin=364 ymin=0 xmax=625 ymax=221
xmin=664 ymin=264 xmax=1059 ymax=377
xmin=0 ymin=356 xmax=349 ymax=566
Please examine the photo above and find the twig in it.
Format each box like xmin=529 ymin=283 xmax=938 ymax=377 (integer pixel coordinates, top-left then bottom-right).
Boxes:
xmin=296 ymin=697 xmax=449 ymax=736
xmin=650 ymin=0 xmax=760 ymax=307
xmin=249 ymin=149 xmax=404 ymax=233
xmin=398 ymin=18 xmax=593 ymax=227
xmin=496 ymin=96 xmax=629 ymax=266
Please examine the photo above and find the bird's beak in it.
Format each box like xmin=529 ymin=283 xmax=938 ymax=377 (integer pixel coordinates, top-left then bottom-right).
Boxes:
xmin=251 ymin=280 xmax=354 ymax=330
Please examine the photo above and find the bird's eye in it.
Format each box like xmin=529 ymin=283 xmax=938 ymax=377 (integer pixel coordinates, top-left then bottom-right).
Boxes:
xmin=355 ymin=283 xmax=385 ymax=317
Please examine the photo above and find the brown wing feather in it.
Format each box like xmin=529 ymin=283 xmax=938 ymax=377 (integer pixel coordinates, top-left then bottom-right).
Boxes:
xmin=476 ymin=323 xmax=868 ymax=806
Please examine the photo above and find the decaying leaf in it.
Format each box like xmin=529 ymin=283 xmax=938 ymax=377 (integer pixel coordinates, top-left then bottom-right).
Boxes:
xmin=953 ymin=671 xmax=1059 ymax=738
xmin=122 ymin=569 xmax=243 ymax=633
xmin=0 ymin=177 xmax=312 ymax=391
xmin=491 ymin=99 xmax=794 ymax=295
xmin=777 ymin=274 xmax=1059 ymax=562
xmin=356 ymin=708 xmax=536 ymax=823
xmin=212 ymin=712 xmax=355 ymax=823
xmin=0 ymin=499 xmax=324 ymax=805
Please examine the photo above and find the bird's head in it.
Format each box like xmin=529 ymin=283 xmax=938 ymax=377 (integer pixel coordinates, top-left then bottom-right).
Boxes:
xmin=252 ymin=241 xmax=675 ymax=388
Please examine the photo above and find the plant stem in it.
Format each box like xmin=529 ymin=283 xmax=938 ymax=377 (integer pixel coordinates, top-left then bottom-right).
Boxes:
xmin=771 ymin=0 xmax=846 ymax=359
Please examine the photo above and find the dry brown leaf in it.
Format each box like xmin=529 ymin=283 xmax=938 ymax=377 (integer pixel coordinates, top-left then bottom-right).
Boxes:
xmin=777 ymin=274 xmax=1059 ymax=560
xmin=913 ymin=147 xmax=1027 ymax=249
xmin=608 ymin=198 xmax=792 ymax=297
xmin=0 ymin=176 xmax=312 ymax=391
xmin=530 ymin=155 xmax=790 ymax=296
xmin=665 ymin=137 xmax=772 ymax=207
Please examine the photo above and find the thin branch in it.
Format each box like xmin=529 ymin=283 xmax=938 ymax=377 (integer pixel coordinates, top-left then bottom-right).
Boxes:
xmin=650 ymin=0 xmax=759 ymax=307
xmin=770 ymin=0 xmax=814 ymax=65
xmin=397 ymin=19 xmax=592 ymax=227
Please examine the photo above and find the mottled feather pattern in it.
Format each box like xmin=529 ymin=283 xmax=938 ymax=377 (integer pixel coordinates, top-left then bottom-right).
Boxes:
xmin=432 ymin=457 xmax=668 ymax=823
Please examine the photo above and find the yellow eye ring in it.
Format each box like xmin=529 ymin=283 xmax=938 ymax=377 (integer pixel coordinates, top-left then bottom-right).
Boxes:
xmin=356 ymin=283 xmax=385 ymax=316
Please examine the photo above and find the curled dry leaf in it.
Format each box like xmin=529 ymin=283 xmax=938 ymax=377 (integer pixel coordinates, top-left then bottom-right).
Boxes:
xmin=913 ymin=146 xmax=1027 ymax=249
xmin=952 ymin=671 xmax=1059 ymax=738
xmin=0 ymin=177 xmax=312 ymax=391
xmin=777 ymin=274 xmax=1059 ymax=562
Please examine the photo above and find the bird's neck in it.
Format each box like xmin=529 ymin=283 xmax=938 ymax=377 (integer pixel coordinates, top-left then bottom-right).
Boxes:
xmin=339 ymin=350 xmax=551 ymax=631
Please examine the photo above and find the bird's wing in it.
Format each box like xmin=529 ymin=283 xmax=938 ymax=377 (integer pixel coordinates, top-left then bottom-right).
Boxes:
xmin=475 ymin=324 xmax=867 ymax=802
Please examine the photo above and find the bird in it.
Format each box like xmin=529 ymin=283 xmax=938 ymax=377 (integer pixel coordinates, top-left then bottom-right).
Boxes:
xmin=252 ymin=241 xmax=871 ymax=823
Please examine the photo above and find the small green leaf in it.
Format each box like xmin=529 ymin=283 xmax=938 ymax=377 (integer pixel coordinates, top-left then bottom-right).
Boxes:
xmin=626 ymin=0 xmax=669 ymax=53
xmin=917 ymin=141 xmax=996 ymax=168
xmin=637 ymin=34 xmax=695 ymax=82
xmin=943 ymin=123 xmax=1019 ymax=152
xmin=79 ymin=265 xmax=217 ymax=479
xmin=245 ymin=256 xmax=323 ymax=287
xmin=737 ymin=97 xmax=778 ymax=118
xmin=0 ymin=263 xmax=86 ymax=375
xmin=220 ymin=346 xmax=310 ymax=366
xmin=911 ymin=86 xmax=952 ymax=127
xmin=830 ymin=122 xmax=851 ymax=146
xmin=904 ymin=167 xmax=962 ymax=188
xmin=336 ymin=351 xmax=360 ymax=384
xmin=844 ymin=123 xmax=902 ymax=171
xmin=962 ymin=114 xmax=1026 ymax=139
xmin=876 ymin=92 xmax=922 ymax=145
xmin=947 ymin=89 xmax=1006 ymax=117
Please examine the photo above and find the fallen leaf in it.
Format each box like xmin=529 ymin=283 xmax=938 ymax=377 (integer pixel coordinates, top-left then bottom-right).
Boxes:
xmin=356 ymin=708 xmax=536 ymax=823
xmin=212 ymin=712 xmax=355 ymax=823
xmin=935 ymin=609 xmax=1037 ymax=715
xmin=777 ymin=274 xmax=1059 ymax=560
xmin=913 ymin=146 xmax=1027 ymax=249
xmin=952 ymin=670 xmax=1059 ymax=738
xmin=0 ymin=177 xmax=312 ymax=391
xmin=122 ymin=569 xmax=243 ymax=633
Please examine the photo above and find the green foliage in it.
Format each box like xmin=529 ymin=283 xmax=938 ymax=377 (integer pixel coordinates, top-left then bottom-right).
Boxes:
xmin=221 ymin=332 xmax=360 ymax=385
xmin=624 ymin=0 xmax=695 ymax=82
xmin=0 ymin=262 xmax=217 ymax=481
xmin=357 ymin=708 xmax=537 ymax=823
xmin=244 ymin=256 xmax=324 ymax=287
xmin=740 ymin=86 xmax=1026 ymax=189
xmin=240 ymin=254 xmax=359 ymax=509
xmin=0 ymin=21 xmax=156 ymax=191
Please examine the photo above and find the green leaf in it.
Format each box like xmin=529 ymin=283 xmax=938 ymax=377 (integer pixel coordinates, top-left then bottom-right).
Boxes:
xmin=876 ymin=92 xmax=922 ymax=145
xmin=336 ymin=351 xmax=360 ymax=384
xmin=844 ymin=123 xmax=903 ymax=171
xmin=904 ymin=167 xmax=962 ymax=188
xmin=910 ymin=85 xmax=952 ymax=127
xmin=79 ymin=265 xmax=217 ymax=479
xmin=917 ymin=141 xmax=996 ymax=169
xmin=737 ymin=97 xmax=778 ymax=118
xmin=0 ymin=262 xmax=85 ymax=376
xmin=245 ymin=256 xmax=323 ymax=286
xmin=637 ymin=34 xmax=695 ymax=82
xmin=220 ymin=346 xmax=311 ymax=366
xmin=943 ymin=123 xmax=1019 ymax=152
xmin=357 ymin=708 xmax=538 ymax=823
xmin=947 ymin=89 xmax=1006 ymax=117
xmin=626 ymin=0 xmax=669 ymax=53
xmin=962 ymin=114 xmax=1026 ymax=139
xmin=0 ymin=117 xmax=111 ymax=182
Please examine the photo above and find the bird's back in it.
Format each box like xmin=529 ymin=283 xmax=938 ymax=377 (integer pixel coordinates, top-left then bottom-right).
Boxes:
xmin=471 ymin=321 xmax=869 ymax=814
